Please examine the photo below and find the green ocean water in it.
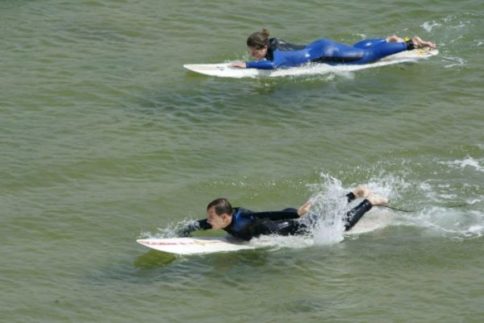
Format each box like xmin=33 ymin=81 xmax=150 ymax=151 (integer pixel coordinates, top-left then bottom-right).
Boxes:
xmin=1 ymin=0 xmax=483 ymax=321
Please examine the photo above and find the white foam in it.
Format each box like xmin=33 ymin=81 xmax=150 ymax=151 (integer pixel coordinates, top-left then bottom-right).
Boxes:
xmin=306 ymin=173 xmax=401 ymax=245
xmin=450 ymin=21 xmax=469 ymax=29
xmin=250 ymin=234 xmax=314 ymax=250
xmin=397 ymin=207 xmax=484 ymax=239
xmin=421 ymin=21 xmax=441 ymax=32
xmin=466 ymin=199 xmax=481 ymax=205
xmin=143 ymin=219 xmax=200 ymax=239
xmin=442 ymin=56 xmax=466 ymax=68
xmin=441 ymin=156 xmax=484 ymax=172
xmin=467 ymin=225 xmax=483 ymax=236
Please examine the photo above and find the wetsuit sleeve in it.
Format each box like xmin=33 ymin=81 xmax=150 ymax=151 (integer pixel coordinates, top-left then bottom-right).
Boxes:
xmin=177 ymin=219 xmax=212 ymax=237
xmin=344 ymin=200 xmax=372 ymax=231
xmin=246 ymin=60 xmax=276 ymax=70
xmin=250 ymin=209 xmax=299 ymax=221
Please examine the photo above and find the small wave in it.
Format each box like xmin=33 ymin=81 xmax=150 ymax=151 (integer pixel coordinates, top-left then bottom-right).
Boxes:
xmin=139 ymin=219 xmax=200 ymax=239
xmin=421 ymin=21 xmax=441 ymax=32
xmin=466 ymin=199 xmax=481 ymax=205
xmin=441 ymin=55 xmax=466 ymax=68
xmin=440 ymin=156 xmax=484 ymax=173
xmin=397 ymin=208 xmax=484 ymax=239
xmin=450 ymin=20 xmax=471 ymax=29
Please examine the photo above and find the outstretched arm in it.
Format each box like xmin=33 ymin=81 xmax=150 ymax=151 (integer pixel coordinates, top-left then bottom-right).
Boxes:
xmin=177 ymin=219 xmax=212 ymax=237
xmin=230 ymin=60 xmax=276 ymax=69
xmin=245 ymin=60 xmax=276 ymax=70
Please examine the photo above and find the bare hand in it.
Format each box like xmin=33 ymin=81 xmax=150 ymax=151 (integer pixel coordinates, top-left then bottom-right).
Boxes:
xmin=230 ymin=61 xmax=246 ymax=68
xmin=352 ymin=185 xmax=371 ymax=199
xmin=297 ymin=200 xmax=312 ymax=217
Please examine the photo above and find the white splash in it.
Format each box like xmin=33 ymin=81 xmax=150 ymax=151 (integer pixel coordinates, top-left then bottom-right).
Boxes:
xmin=141 ymin=219 xmax=200 ymax=239
xmin=440 ymin=156 xmax=484 ymax=172
xmin=307 ymin=173 xmax=399 ymax=245
xmin=421 ymin=21 xmax=441 ymax=32
xmin=309 ymin=176 xmax=347 ymax=245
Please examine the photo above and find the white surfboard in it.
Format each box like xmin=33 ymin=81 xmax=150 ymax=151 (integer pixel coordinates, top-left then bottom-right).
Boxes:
xmin=137 ymin=212 xmax=392 ymax=255
xmin=184 ymin=48 xmax=438 ymax=78
xmin=345 ymin=211 xmax=392 ymax=235
xmin=137 ymin=237 xmax=255 ymax=255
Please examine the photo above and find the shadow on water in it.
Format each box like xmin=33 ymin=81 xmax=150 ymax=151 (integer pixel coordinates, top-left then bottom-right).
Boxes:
xmin=134 ymin=250 xmax=177 ymax=268
xmin=84 ymin=247 xmax=273 ymax=289
xmin=121 ymin=73 xmax=351 ymax=122
xmin=133 ymin=248 xmax=270 ymax=270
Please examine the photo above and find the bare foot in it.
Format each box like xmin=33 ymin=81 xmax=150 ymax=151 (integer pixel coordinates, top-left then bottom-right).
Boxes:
xmin=352 ymin=185 xmax=371 ymax=199
xmin=297 ymin=200 xmax=312 ymax=217
xmin=367 ymin=194 xmax=388 ymax=206
xmin=412 ymin=36 xmax=437 ymax=49
xmin=386 ymin=34 xmax=404 ymax=43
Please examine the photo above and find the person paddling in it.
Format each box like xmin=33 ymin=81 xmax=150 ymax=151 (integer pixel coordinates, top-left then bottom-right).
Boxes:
xmin=231 ymin=28 xmax=436 ymax=69
xmin=177 ymin=185 xmax=388 ymax=241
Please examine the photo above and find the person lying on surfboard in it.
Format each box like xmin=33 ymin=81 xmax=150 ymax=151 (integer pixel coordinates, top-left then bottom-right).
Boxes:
xmin=177 ymin=185 xmax=388 ymax=241
xmin=230 ymin=28 xmax=436 ymax=69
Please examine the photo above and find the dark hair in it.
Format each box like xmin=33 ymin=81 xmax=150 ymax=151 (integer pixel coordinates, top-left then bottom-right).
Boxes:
xmin=246 ymin=28 xmax=270 ymax=49
xmin=207 ymin=198 xmax=233 ymax=215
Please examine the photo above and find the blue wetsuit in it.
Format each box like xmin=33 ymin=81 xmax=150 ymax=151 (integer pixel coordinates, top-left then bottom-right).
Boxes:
xmin=179 ymin=192 xmax=372 ymax=241
xmin=246 ymin=37 xmax=412 ymax=69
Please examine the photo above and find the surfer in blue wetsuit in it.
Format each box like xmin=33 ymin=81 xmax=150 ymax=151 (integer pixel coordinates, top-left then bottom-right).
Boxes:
xmin=178 ymin=185 xmax=388 ymax=241
xmin=230 ymin=28 xmax=436 ymax=69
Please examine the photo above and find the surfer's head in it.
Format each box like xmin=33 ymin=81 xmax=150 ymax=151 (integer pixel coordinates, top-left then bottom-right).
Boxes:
xmin=206 ymin=198 xmax=233 ymax=229
xmin=247 ymin=28 xmax=270 ymax=59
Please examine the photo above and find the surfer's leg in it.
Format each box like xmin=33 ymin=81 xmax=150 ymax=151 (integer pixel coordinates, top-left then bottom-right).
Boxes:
xmin=271 ymin=219 xmax=308 ymax=236
xmin=352 ymin=38 xmax=387 ymax=49
xmin=344 ymin=194 xmax=388 ymax=231
xmin=387 ymin=34 xmax=436 ymax=49
xmin=308 ymin=39 xmax=365 ymax=64
xmin=350 ymin=37 xmax=408 ymax=63
xmin=356 ymin=41 xmax=408 ymax=64
xmin=386 ymin=34 xmax=405 ymax=43
xmin=410 ymin=36 xmax=437 ymax=49
xmin=350 ymin=34 xmax=437 ymax=64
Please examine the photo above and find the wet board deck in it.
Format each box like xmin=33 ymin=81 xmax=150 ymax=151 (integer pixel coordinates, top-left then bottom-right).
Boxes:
xmin=184 ymin=48 xmax=438 ymax=78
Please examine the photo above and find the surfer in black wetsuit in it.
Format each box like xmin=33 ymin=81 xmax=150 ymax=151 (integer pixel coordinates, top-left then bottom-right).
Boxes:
xmin=178 ymin=186 xmax=388 ymax=241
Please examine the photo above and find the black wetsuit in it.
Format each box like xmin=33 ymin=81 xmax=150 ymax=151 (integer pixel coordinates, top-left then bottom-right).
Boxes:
xmin=179 ymin=192 xmax=373 ymax=241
